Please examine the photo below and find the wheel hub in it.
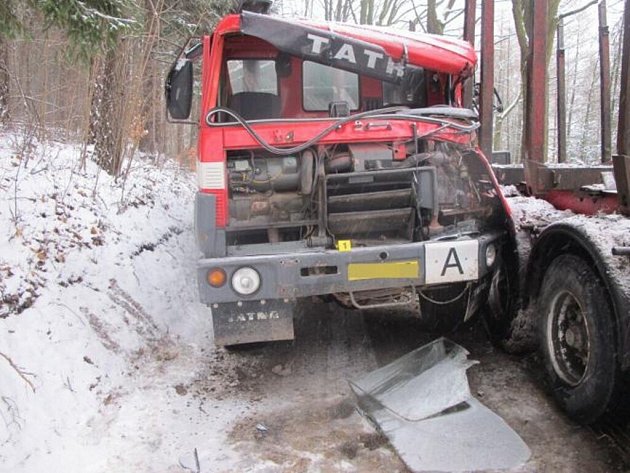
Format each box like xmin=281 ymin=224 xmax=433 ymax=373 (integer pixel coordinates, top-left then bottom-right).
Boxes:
xmin=547 ymin=290 xmax=590 ymax=386
xmin=565 ymin=326 xmax=585 ymax=350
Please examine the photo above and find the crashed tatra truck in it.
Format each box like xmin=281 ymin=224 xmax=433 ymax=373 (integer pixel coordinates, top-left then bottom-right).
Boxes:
xmin=165 ymin=9 xmax=513 ymax=348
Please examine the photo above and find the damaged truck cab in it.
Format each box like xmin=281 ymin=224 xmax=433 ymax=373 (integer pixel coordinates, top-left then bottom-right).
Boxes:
xmin=166 ymin=8 xmax=513 ymax=346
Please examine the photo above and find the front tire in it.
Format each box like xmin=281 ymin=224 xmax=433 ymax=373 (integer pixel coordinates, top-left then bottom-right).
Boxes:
xmin=539 ymin=254 xmax=619 ymax=424
xmin=482 ymin=246 xmax=534 ymax=353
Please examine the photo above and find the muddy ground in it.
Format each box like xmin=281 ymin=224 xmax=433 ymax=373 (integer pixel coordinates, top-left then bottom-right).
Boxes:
xmin=194 ymin=301 xmax=629 ymax=473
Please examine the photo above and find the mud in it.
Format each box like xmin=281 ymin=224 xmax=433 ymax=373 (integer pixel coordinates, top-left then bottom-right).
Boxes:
xmin=198 ymin=301 xmax=627 ymax=472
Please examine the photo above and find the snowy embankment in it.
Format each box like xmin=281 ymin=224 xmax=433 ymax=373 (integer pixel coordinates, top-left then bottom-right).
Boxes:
xmin=0 ymin=133 xmax=243 ymax=472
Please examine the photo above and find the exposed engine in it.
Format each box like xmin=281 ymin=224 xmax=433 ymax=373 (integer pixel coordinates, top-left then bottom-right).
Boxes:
xmin=226 ymin=141 xmax=500 ymax=247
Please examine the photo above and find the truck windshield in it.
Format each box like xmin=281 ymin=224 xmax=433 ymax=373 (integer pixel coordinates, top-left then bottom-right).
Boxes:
xmin=223 ymin=59 xmax=280 ymax=120
xmin=383 ymin=68 xmax=427 ymax=107
xmin=302 ymin=61 xmax=359 ymax=112
xmin=227 ymin=59 xmax=277 ymax=94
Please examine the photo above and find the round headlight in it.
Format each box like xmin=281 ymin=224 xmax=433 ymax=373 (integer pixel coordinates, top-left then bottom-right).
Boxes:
xmin=231 ymin=267 xmax=261 ymax=295
xmin=485 ymin=244 xmax=497 ymax=268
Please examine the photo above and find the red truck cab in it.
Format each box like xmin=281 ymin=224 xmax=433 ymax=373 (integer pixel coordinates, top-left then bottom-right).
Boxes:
xmin=166 ymin=8 xmax=513 ymax=347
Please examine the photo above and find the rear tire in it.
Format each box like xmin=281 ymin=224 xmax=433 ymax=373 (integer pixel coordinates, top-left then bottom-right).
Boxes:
xmin=539 ymin=254 xmax=619 ymax=424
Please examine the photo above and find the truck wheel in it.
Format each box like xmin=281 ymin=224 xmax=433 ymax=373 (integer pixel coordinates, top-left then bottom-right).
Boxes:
xmin=484 ymin=260 xmax=513 ymax=337
xmin=539 ymin=254 xmax=619 ymax=424
xmin=482 ymin=251 xmax=530 ymax=353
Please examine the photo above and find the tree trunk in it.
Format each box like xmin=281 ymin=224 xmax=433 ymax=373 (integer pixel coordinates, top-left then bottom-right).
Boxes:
xmin=139 ymin=0 xmax=161 ymax=155
xmin=579 ymin=62 xmax=598 ymax=161
xmin=427 ymin=0 xmax=443 ymax=34
xmin=511 ymin=0 xmax=561 ymax=163
xmin=92 ymin=46 xmax=124 ymax=175
xmin=359 ymin=0 xmax=375 ymax=25
xmin=567 ymin=34 xmax=580 ymax=138
xmin=0 ymin=36 xmax=10 ymax=124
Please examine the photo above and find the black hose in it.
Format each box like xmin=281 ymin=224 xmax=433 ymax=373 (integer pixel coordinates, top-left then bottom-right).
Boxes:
xmin=205 ymin=106 xmax=479 ymax=156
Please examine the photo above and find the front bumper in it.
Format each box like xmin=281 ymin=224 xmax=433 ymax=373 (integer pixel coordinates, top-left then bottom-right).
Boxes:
xmin=198 ymin=232 xmax=505 ymax=304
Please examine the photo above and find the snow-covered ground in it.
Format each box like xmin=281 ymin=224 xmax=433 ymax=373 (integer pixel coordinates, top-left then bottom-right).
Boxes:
xmin=0 ymin=133 xmax=246 ymax=472
xmin=1 ymin=134 xmax=627 ymax=473
xmin=0 ymin=134 xmax=401 ymax=473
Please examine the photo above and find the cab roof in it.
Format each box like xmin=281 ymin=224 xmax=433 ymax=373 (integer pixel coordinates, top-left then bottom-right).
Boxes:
xmin=214 ymin=12 xmax=476 ymax=82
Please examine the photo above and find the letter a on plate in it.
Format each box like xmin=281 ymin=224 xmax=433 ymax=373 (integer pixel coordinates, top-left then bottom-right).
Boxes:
xmin=425 ymin=240 xmax=479 ymax=284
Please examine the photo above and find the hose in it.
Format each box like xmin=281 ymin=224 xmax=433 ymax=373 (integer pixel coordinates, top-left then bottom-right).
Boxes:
xmin=205 ymin=106 xmax=479 ymax=156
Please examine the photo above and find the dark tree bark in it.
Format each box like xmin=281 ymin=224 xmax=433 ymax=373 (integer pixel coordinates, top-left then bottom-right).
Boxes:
xmin=0 ymin=36 xmax=9 ymax=124
xmin=87 ymin=56 xmax=99 ymax=145
xmin=92 ymin=46 xmax=124 ymax=175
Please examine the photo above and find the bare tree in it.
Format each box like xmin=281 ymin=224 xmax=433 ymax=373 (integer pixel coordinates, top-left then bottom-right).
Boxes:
xmin=512 ymin=0 xmax=562 ymax=162
xmin=139 ymin=0 xmax=164 ymax=155
xmin=426 ymin=0 xmax=456 ymax=33
xmin=91 ymin=45 xmax=126 ymax=176
xmin=0 ymin=36 xmax=8 ymax=124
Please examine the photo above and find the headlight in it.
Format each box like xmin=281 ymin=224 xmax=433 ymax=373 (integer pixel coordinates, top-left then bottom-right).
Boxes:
xmin=231 ymin=267 xmax=261 ymax=295
xmin=485 ymin=244 xmax=497 ymax=268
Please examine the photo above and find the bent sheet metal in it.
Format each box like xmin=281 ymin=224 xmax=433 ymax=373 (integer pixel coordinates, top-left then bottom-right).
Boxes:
xmin=349 ymin=338 xmax=531 ymax=472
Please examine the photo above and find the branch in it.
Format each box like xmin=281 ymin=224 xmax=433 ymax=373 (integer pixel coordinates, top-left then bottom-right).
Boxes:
xmin=499 ymin=90 xmax=522 ymax=120
xmin=559 ymin=0 xmax=598 ymax=19
xmin=409 ymin=0 xmax=428 ymax=33
xmin=0 ymin=352 xmax=36 ymax=393
xmin=76 ymin=2 xmax=137 ymax=26
xmin=443 ymin=8 xmax=464 ymax=28
xmin=442 ymin=0 xmax=457 ymax=23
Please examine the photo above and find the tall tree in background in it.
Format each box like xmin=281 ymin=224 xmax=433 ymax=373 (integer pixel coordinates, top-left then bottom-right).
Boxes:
xmin=138 ymin=0 xmax=232 ymax=154
xmin=0 ymin=37 xmax=9 ymax=124
xmin=0 ymin=0 xmax=136 ymax=173
xmin=139 ymin=0 xmax=163 ymax=154
xmin=91 ymin=43 xmax=128 ymax=175
xmin=512 ymin=0 xmax=561 ymax=162
xmin=426 ymin=0 xmax=456 ymax=33
xmin=0 ymin=0 xmax=135 ymax=58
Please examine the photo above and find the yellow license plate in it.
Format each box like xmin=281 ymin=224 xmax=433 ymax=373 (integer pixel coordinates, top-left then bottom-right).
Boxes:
xmin=347 ymin=260 xmax=420 ymax=281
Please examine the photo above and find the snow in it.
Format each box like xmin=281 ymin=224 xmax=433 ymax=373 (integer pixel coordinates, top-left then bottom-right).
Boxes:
xmin=555 ymin=214 xmax=630 ymax=296
xmin=2 ymin=132 xmax=628 ymax=472
xmin=505 ymin=194 xmax=574 ymax=231
xmin=0 ymin=133 xmax=246 ymax=472
xmin=504 ymin=188 xmax=630 ymax=293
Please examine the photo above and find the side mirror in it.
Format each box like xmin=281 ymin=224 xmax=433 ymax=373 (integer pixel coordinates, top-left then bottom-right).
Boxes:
xmin=165 ymin=60 xmax=193 ymax=120
xmin=472 ymin=82 xmax=504 ymax=114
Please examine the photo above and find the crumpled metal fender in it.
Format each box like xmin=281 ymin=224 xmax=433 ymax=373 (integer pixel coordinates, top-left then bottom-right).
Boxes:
xmin=350 ymin=338 xmax=531 ymax=472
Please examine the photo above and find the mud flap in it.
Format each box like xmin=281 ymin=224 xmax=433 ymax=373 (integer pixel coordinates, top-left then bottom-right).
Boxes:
xmin=349 ymin=338 xmax=530 ymax=472
xmin=211 ymin=299 xmax=295 ymax=346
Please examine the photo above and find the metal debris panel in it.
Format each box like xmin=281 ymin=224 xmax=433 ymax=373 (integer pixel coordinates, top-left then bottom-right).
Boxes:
xmin=350 ymin=338 xmax=531 ymax=472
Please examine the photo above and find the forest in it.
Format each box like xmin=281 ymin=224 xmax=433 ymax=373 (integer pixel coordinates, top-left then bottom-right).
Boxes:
xmin=2 ymin=2 xmax=630 ymax=471
xmin=0 ymin=0 xmax=626 ymax=175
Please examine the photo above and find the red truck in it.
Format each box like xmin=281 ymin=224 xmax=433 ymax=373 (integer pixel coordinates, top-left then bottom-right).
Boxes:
xmin=166 ymin=6 xmax=512 ymax=347
xmin=166 ymin=1 xmax=630 ymax=425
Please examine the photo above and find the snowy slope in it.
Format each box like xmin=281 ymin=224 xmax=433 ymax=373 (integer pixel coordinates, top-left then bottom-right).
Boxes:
xmin=0 ymin=133 xmax=245 ymax=472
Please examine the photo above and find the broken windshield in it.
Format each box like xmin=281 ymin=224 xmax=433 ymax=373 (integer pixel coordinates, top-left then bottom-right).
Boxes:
xmin=302 ymin=61 xmax=359 ymax=111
